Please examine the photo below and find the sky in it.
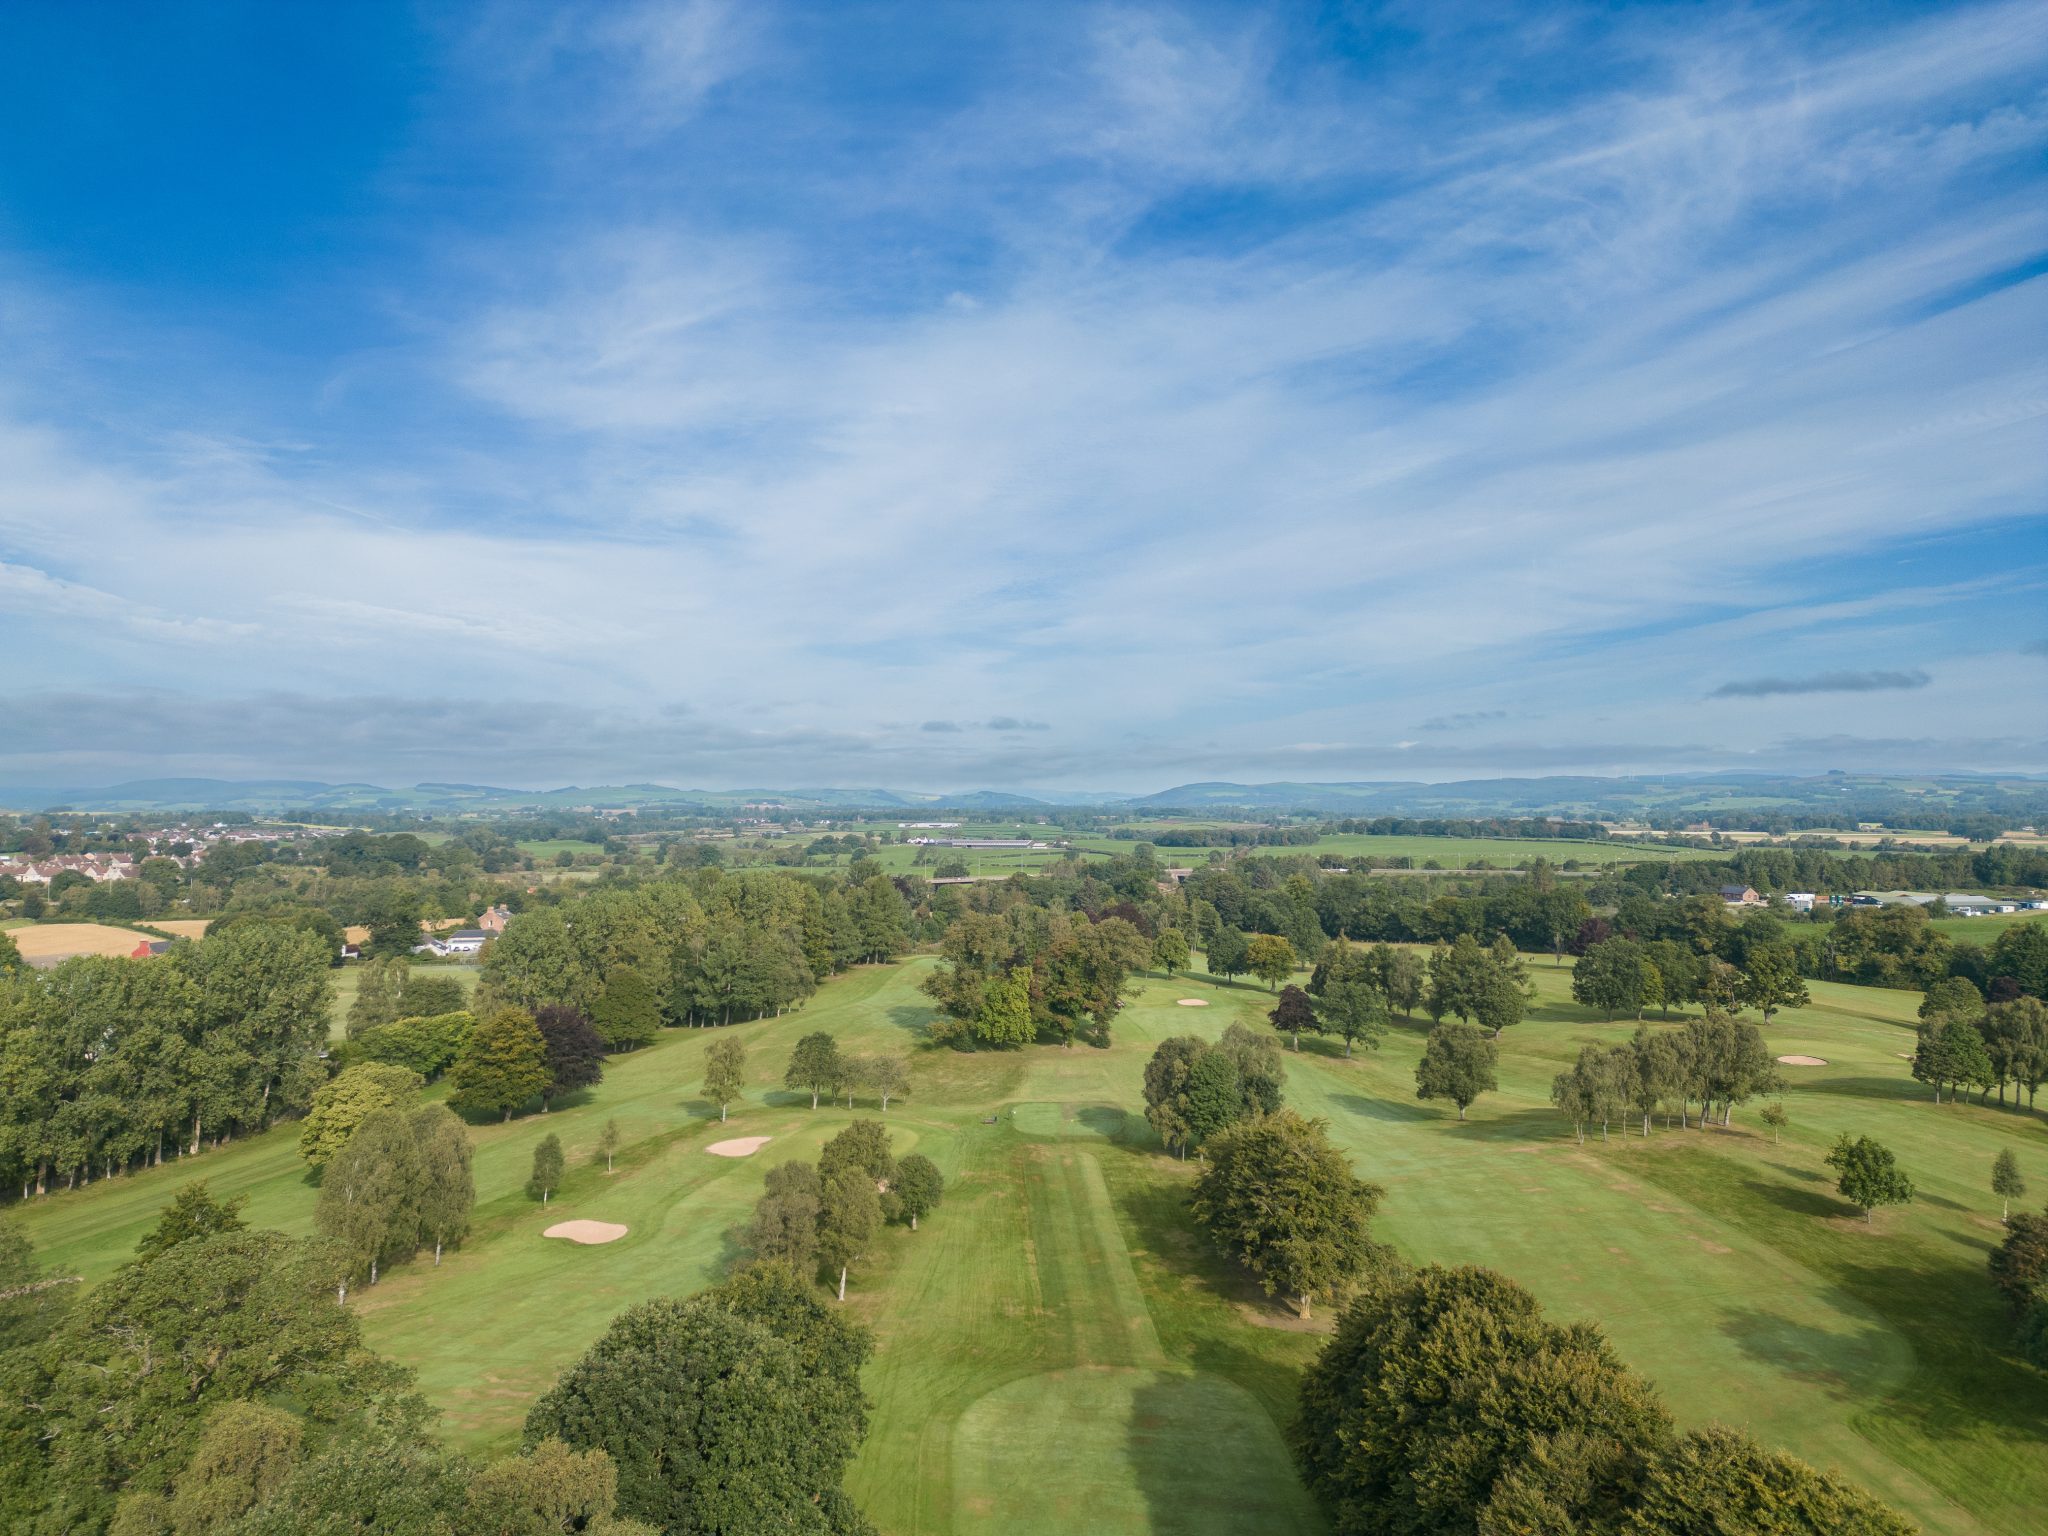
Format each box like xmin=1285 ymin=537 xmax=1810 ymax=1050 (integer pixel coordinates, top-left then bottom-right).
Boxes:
xmin=0 ymin=0 xmax=2044 ymax=793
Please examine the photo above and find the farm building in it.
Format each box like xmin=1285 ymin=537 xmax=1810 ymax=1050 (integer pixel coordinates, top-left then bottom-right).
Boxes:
xmin=1720 ymin=884 xmax=1763 ymax=907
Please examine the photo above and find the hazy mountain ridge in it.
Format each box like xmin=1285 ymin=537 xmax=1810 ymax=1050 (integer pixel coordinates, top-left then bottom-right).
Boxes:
xmin=2 ymin=772 xmax=2043 ymax=822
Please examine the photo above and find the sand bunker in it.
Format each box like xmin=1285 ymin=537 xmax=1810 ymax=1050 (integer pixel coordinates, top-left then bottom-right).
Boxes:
xmin=544 ymin=1220 xmax=627 ymax=1245
xmin=1175 ymin=998 xmax=1210 ymax=1007
xmin=1776 ymin=1054 xmax=1828 ymax=1067
xmin=706 ymin=1135 xmax=772 ymax=1157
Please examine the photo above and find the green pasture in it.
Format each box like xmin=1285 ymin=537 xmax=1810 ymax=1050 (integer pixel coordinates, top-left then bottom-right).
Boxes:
xmin=327 ymin=961 xmax=478 ymax=1039
xmin=1063 ymin=832 xmax=1727 ymax=868
xmin=14 ymin=955 xmax=2048 ymax=1534
xmin=1926 ymin=912 xmax=2046 ymax=943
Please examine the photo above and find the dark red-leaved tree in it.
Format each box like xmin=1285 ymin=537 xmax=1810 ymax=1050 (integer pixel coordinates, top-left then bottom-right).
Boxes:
xmin=1568 ymin=917 xmax=1614 ymax=957
xmin=535 ymin=1004 xmax=606 ymax=1109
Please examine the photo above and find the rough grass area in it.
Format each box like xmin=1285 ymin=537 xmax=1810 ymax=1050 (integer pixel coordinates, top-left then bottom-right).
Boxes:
xmin=12 ymin=956 xmax=2048 ymax=1534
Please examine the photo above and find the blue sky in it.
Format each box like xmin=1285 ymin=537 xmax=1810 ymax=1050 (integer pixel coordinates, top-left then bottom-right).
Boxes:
xmin=1 ymin=0 xmax=2043 ymax=791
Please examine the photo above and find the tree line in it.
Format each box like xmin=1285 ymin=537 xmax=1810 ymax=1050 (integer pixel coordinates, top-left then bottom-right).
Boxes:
xmin=0 ymin=923 xmax=331 ymax=1197
xmin=479 ymin=868 xmax=912 ymax=1032
xmin=1909 ymin=983 xmax=2048 ymax=1109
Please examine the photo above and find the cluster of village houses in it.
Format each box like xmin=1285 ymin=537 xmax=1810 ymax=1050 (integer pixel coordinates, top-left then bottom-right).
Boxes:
xmin=0 ymin=823 xmax=345 ymax=886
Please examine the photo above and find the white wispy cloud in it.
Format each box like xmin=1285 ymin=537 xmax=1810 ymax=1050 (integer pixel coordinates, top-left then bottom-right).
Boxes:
xmin=0 ymin=1 xmax=2042 ymax=785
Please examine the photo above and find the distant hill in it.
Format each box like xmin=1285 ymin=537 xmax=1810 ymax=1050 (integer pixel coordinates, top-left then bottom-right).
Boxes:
xmin=2 ymin=771 xmax=2040 ymax=822
xmin=947 ymin=789 xmax=1050 ymax=808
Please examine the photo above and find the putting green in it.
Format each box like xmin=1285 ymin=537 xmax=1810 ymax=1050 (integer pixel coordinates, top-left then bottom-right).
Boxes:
xmin=952 ymin=1368 xmax=1320 ymax=1533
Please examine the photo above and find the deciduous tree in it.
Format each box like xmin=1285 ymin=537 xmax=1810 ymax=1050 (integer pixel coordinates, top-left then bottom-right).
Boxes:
xmin=533 ymin=1004 xmax=604 ymax=1109
xmin=1246 ymin=934 xmax=1296 ymax=991
xmin=785 ymin=1031 xmax=843 ymax=1109
xmin=890 ymin=1154 xmax=943 ymax=1230
xmin=703 ymin=1036 xmax=746 ymax=1122
xmin=1416 ymin=1022 xmax=1498 ymax=1121
xmin=297 ymin=1063 xmax=421 ymax=1169
xmin=1190 ymin=1111 xmax=1382 ymax=1318
xmin=526 ymin=1133 xmax=565 ymax=1204
xmin=1826 ymin=1133 xmax=1913 ymax=1223
xmin=1269 ymin=984 xmax=1320 ymax=1051
xmin=1992 ymin=1149 xmax=2026 ymax=1223
xmin=447 ymin=1007 xmax=550 ymax=1122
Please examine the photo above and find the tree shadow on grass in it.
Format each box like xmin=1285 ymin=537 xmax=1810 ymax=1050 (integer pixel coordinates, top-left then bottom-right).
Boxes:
xmin=1078 ymin=1104 xmax=1131 ymax=1143
xmin=1808 ymin=1076 xmax=1938 ymax=1105
xmin=1462 ymin=1107 xmax=1568 ymax=1144
xmin=1762 ymin=1159 xmax=1826 ymax=1184
xmin=1744 ymin=1177 xmax=1845 ymax=1221
xmin=1330 ymin=1092 xmax=1434 ymax=1125
xmin=886 ymin=1002 xmax=937 ymax=1039
xmin=1717 ymin=1306 xmax=1896 ymax=1403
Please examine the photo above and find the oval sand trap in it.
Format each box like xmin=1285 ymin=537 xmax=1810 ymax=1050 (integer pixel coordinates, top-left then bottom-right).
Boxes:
xmin=544 ymin=1220 xmax=627 ymax=1245
xmin=706 ymin=1135 xmax=772 ymax=1157
xmin=1776 ymin=1054 xmax=1828 ymax=1067
xmin=1175 ymin=998 xmax=1209 ymax=1007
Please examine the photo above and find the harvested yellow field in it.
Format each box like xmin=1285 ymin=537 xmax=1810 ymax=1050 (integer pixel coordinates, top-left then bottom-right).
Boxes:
xmin=11 ymin=923 xmax=154 ymax=964
xmin=151 ymin=919 xmax=212 ymax=939
xmin=344 ymin=925 xmax=370 ymax=945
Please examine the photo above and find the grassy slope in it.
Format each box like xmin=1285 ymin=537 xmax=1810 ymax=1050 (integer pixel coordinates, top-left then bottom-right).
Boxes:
xmin=14 ymin=959 xmax=2048 ymax=1534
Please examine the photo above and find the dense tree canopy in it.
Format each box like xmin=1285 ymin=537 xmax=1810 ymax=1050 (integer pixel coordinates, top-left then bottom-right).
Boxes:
xmin=1189 ymin=1110 xmax=1382 ymax=1317
xmin=526 ymin=1279 xmax=873 ymax=1535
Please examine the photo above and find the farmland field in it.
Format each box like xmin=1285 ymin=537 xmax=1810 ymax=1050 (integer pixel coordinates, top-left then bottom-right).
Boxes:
xmin=1068 ymin=832 xmax=1728 ymax=867
xmin=7 ymin=921 xmax=158 ymax=965
xmin=1927 ymin=912 xmax=2047 ymax=943
xmin=14 ymin=956 xmax=2047 ymax=1534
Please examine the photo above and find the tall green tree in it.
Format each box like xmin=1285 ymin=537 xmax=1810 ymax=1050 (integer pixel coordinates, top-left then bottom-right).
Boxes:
xmin=1293 ymin=1264 xmax=1674 ymax=1536
xmin=527 ymin=1133 xmax=565 ymax=1204
xmin=1206 ymin=925 xmax=1250 ymax=980
xmin=1153 ymin=928 xmax=1189 ymax=976
xmin=889 ymin=1154 xmax=944 ymax=1231
xmin=1246 ymin=934 xmax=1297 ymax=991
xmin=1992 ymin=1149 xmax=2026 ymax=1223
xmin=315 ymin=1107 xmax=424 ymax=1291
xmin=745 ymin=1162 xmax=822 ymax=1274
xmin=784 ymin=1032 xmax=844 ymax=1110
xmin=970 ymin=967 xmax=1036 ymax=1049
xmin=1415 ymin=1022 xmax=1498 ymax=1121
xmin=1189 ymin=1110 xmax=1383 ymax=1318
xmin=134 ymin=1181 xmax=246 ymax=1262
xmin=1624 ymin=1426 xmax=1915 ymax=1535
xmin=703 ymin=1036 xmax=746 ymax=1122
xmin=819 ymin=1120 xmax=894 ymax=1187
xmin=817 ymin=1168 xmax=881 ymax=1302
xmin=590 ymin=972 xmax=661 ymax=1052
xmin=1739 ymin=943 xmax=1810 ymax=1024
xmin=298 ymin=1063 xmax=422 ymax=1169
xmin=447 ymin=1008 xmax=550 ymax=1122
xmin=0 ymin=1230 xmax=422 ymax=1531
xmin=410 ymin=1104 xmax=474 ymax=1264
xmin=525 ymin=1281 xmax=871 ymax=1536
xmin=346 ymin=957 xmax=408 ymax=1038
xmin=1826 ymin=1133 xmax=1913 ymax=1223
